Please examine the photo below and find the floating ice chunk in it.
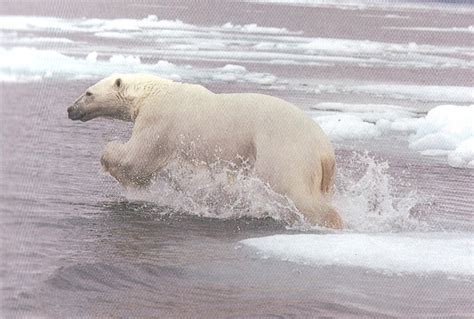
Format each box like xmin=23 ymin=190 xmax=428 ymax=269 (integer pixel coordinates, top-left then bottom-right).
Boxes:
xmin=311 ymin=102 xmax=417 ymax=122
xmin=299 ymin=38 xmax=384 ymax=55
xmin=409 ymin=105 xmax=474 ymax=168
xmin=311 ymin=102 xmax=416 ymax=113
xmin=220 ymin=64 xmax=247 ymax=73
xmin=198 ymin=42 xmax=227 ymax=50
xmin=253 ymin=42 xmax=278 ymax=50
xmin=350 ymin=85 xmax=474 ymax=103
xmin=312 ymin=103 xmax=474 ymax=168
xmin=86 ymin=51 xmax=98 ymax=62
xmin=240 ymin=233 xmax=474 ymax=276
xmin=10 ymin=36 xmax=74 ymax=44
xmin=155 ymin=60 xmax=177 ymax=71
xmin=244 ymin=73 xmax=277 ymax=85
xmin=312 ymin=103 xmax=420 ymax=140
xmin=384 ymin=26 xmax=474 ymax=34
xmin=213 ymin=64 xmax=247 ymax=82
xmin=221 ymin=22 xmax=295 ymax=34
xmin=94 ymin=32 xmax=134 ymax=39
xmin=212 ymin=73 xmax=237 ymax=82
xmin=109 ymin=54 xmax=141 ymax=65
xmin=2 ymin=16 xmax=471 ymax=70
xmin=314 ymin=114 xmax=381 ymax=141
xmin=0 ymin=74 xmax=43 ymax=83
xmin=240 ymin=0 xmax=473 ymax=12
xmin=383 ymin=14 xmax=410 ymax=19
xmin=0 ymin=47 xmax=278 ymax=86
xmin=388 ymin=117 xmax=422 ymax=132
xmin=410 ymin=132 xmax=458 ymax=151
xmin=448 ymin=138 xmax=474 ymax=168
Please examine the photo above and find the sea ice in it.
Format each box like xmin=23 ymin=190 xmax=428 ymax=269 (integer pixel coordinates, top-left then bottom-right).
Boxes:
xmin=408 ymin=105 xmax=474 ymax=168
xmin=240 ymin=233 xmax=474 ymax=276
xmin=0 ymin=47 xmax=277 ymax=86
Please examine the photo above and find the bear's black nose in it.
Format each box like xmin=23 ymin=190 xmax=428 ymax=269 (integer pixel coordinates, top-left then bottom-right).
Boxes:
xmin=67 ymin=105 xmax=83 ymax=120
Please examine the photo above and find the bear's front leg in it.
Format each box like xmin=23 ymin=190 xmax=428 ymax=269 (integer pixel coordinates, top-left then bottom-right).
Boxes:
xmin=101 ymin=141 xmax=152 ymax=188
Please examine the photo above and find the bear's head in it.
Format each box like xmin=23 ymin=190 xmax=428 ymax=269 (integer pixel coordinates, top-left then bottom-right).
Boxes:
xmin=67 ymin=74 xmax=131 ymax=122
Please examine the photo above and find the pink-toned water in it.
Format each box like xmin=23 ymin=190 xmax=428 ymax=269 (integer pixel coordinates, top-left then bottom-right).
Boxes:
xmin=1 ymin=1 xmax=473 ymax=317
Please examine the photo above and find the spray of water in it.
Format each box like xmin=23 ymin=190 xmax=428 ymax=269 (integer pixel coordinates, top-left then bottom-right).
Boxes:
xmin=125 ymin=161 xmax=306 ymax=225
xmin=333 ymin=152 xmax=426 ymax=232
xmin=124 ymin=153 xmax=424 ymax=231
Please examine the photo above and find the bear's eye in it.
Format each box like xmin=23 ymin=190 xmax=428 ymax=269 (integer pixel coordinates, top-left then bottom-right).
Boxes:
xmin=85 ymin=91 xmax=93 ymax=96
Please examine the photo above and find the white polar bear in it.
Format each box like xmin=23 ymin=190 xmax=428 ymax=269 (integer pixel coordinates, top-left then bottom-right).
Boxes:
xmin=68 ymin=74 xmax=342 ymax=228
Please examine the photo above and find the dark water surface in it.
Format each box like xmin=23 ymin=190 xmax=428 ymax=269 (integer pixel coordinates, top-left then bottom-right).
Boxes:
xmin=1 ymin=1 xmax=473 ymax=317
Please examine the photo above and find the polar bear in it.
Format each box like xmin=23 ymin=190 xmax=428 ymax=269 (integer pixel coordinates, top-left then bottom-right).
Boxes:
xmin=67 ymin=74 xmax=342 ymax=228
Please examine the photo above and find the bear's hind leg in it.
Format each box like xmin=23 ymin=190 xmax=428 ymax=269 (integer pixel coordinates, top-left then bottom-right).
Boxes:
xmin=254 ymin=152 xmax=342 ymax=228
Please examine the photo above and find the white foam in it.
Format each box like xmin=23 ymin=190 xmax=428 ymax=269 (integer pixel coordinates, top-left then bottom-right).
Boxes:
xmin=333 ymin=153 xmax=422 ymax=232
xmin=409 ymin=105 xmax=474 ymax=168
xmin=125 ymin=161 xmax=305 ymax=225
xmin=240 ymin=233 xmax=474 ymax=276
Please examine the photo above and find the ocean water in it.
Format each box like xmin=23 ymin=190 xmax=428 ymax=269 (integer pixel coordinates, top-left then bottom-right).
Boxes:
xmin=1 ymin=0 xmax=473 ymax=317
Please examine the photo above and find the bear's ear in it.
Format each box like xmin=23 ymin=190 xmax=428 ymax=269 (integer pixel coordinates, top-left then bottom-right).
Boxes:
xmin=114 ymin=78 xmax=122 ymax=89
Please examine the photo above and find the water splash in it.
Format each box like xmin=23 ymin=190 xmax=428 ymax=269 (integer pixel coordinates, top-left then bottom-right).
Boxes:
xmin=125 ymin=161 xmax=305 ymax=225
xmin=333 ymin=152 xmax=425 ymax=232
xmin=123 ymin=153 xmax=424 ymax=231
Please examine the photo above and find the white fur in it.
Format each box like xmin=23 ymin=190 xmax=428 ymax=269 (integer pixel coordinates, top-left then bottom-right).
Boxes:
xmin=71 ymin=74 xmax=342 ymax=228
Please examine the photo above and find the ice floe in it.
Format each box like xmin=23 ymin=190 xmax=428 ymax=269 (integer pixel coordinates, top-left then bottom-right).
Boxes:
xmin=384 ymin=26 xmax=474 ymax=34
xmin=312 ymin=103 xmax=474 ymax=168
xmin=0 ymin=47 xmax=278 ymax=86
xmin=241 ymin=0 xmax=474 ymax=12
xmin=408 ymin=105 xmax=474 ymax=168
xmin=0 ymin=15 xmax=299 ymax=35
xmin=311 ymin=102 xmax=418 ymax=141
xmin=1 ymin=15 xmax=472 ymax=70
xmin=346 ymin=85 xmax=474 ymax=103
xmin=314 ymin=114 xmax=382 ymax=140
xmin=240 ymin=233 xmax=474 ymax=276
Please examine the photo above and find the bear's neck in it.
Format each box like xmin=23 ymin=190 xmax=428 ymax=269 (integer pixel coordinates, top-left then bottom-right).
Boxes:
xmin=126 ymin=82 xmax=176 ymax=122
